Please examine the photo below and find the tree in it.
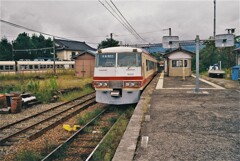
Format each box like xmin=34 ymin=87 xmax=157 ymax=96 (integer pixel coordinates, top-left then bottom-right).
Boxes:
xmin=31 ymin=34 xmax=53 ymax=58
xmin=0 ymin=37 xmax=13 ymax=60
xmin=13 ymin=32 xmax=34 ymax=60
xmin=98 ymin=38 xmax=119 ymax=49
xmin=6 ymin=32 xmax=54 ymax=60
xmin=192 ymin=39 xmax=236 ymax=72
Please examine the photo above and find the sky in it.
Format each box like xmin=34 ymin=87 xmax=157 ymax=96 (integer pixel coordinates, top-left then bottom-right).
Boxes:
xmin=0 ymin=0 xmax=239 ymax=48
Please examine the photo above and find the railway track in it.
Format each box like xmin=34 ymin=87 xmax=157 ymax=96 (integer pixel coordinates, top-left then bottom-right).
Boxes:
xmin=41 ymin=106 xmax=125 ymax=161
xmin=0 ymin=92 xmax=96 ymax=148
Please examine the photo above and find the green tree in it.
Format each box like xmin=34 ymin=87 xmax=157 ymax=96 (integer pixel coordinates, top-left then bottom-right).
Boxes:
xmin=31 ymin=34 xmax=53 ymax=58
xmin=0 ymin=37 xmax=12 ymax=60
xmin=13 ymin=32 xmax=34 ymax=60
xmin=98 ymin=38 xmax=119 ymax=49
xmin=193 ymin=39 xmax=236 ymax=73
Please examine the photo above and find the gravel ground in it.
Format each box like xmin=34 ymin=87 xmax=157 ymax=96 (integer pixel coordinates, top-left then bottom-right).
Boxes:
xmin=1 ymin=103 xmax=107 ymax=161
xmin=134 ymin=77 xmax=240 ymax=161
xmin=0 ymin=102 xmax=63 ymax=127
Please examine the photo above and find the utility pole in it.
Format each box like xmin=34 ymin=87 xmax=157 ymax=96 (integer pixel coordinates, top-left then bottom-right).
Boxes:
xmin=195 ymin=35 xmax=200 ymax=93
xmin=169 ymin=28 xmax=171 ymax=36
xmin=11 ymin=41 xmax=14 ymax=61
xmin=53 ymin=37 xmax=56 ymax=75
xmin=110 ymin=33 xmax=113 ymax=47
xmin=213 ymin=0 xmax=216 ymax=37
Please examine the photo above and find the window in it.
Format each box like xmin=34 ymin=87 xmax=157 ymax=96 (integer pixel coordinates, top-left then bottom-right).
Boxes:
xmin=72 ymin=52 xmax=76 ymax=58
xmin=172 ymin=60 xmax=187 ymax=67
xmin=96 ymin=53 xmax=116 ymax=67
xmin=146 ymin=60 xmax=154 ymax=71
xmin=5 ymin=65 xmax=14 ymax=70
xmin=0 ymin=66 xmax=4 ymax=70
xmin=117 ymin=53 xmax=141 ymax=67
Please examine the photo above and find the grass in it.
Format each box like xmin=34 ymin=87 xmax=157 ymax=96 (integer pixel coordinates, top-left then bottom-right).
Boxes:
xmin=14 ymin=150 xmax=42 ymax=161
xmin=91 ymin=106 xmax=135 ymax=161
xmin=0 ymin=71 xmax=93 ymax=103
xmin=58 ymin=87 xmax=94 ymax=102
xmin=76 ymin=108 xmax=103 ymax=125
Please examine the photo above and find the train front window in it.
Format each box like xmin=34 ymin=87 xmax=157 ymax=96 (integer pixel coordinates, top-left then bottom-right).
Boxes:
xmin=118 ymin=53 xmax=141 ymax=67
xmin=96 ymin=53 xmax=116 ymax=67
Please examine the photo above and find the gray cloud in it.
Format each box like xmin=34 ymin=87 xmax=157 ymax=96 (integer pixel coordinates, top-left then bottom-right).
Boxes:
xmin=0 ymin=0 xmax=239 ymax=48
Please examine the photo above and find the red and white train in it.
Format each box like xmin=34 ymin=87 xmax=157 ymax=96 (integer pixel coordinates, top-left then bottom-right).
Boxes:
xmin=93 ymin=46 xmax=158 ymax=105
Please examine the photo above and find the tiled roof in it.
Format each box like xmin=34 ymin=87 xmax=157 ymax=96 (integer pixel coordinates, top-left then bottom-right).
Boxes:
xmin=55 ymin=39 xmax=96 ymax=51
xmin=73 ymin=50 xmax=96 ymax=59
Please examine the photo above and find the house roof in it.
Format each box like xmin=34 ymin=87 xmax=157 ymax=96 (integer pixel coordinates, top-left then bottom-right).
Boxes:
xmin=73 ymin=50 xmax=96 ymax=59
xmin=164 ymin=47 xmax=195 ymax=58
xmin=55 ymin=39 xmax=96 ymax=51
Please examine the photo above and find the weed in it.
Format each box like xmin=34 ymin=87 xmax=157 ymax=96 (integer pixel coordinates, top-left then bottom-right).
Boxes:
xmin=41 ymin=139 xmax=57 ymax=156
xmin=100 ymin=126 xmax=109 ymax=134
xmin=91 ymin=107 xmax=134 ymax=161
xmin=76 ymin=109 xmax=102 ymax=126
xmin=14 ymin=150 xmax=42 ymax=161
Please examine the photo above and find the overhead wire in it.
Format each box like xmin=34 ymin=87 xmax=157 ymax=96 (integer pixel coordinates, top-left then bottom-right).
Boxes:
xmin=0 ymin=19 xmax=99 ymax=45
xmin=103 ymin=0 xmax=139 ymax=40
xmin=98 ymin=0 xmax=139 ymax=40
xmin=109 ymin=0 xmax=148 ymax=43
xmin=98 ymin=0 xmax=149 ymax=43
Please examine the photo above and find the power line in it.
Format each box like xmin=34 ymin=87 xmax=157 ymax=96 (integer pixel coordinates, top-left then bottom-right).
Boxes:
xmin=13 ymin=46 xmax=54 ymax=52
xmin=98 ymin=0 xmax=139 ymax=40
xmin=109 ymin=0 xmax=148 ymax=43
xmin=98 ymin=0 xmax=148 ymax=42
xmin=103 ymin=0 xmax=139 ymax=40
xmin=0 ymin=19 xmax=99 ymax=45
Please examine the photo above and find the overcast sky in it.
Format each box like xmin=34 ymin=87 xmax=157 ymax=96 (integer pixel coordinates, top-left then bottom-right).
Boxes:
xmin=0 ymin=0 xmax=239 ymax=48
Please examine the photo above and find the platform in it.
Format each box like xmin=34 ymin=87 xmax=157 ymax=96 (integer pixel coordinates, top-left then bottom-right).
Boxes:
xmin=113 ymin=73 xmax=240 ymax=161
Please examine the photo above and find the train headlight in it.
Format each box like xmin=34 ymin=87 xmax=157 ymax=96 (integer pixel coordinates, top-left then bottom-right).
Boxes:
xmin=130 ymin=82 xmax=135 ymax=87
xmin=124 ymin=81 xmax=141 ymax=88
xmin=103 ymin=82 xmax=108 ymax=87
xmin=94 ymin=81 xmax=108 ymax=88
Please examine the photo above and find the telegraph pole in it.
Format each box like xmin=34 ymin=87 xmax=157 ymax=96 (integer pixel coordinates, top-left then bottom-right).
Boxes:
xmin=53 ymin=37 xmax=56 ymax=75
xmin=11 ymin=41 xmax=14 ymax=61
xmin=169 ymin=28 xmax=171 ymax=36
xmin=195 ymin=35 xmax=200 ymax=93
xmin=110 ymin=33 xmax=113 ymax=47
xmin=213 ymin=0 xmax=216 ymax=37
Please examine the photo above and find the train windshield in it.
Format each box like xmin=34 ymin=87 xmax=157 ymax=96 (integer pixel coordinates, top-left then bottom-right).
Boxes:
xmin=96 ymin=52 xmax=141 ymax=67
xmin=96 ymin=53 xmax=116 ymax=67
xmin=117 ymin=53 xmax=141 ymax=67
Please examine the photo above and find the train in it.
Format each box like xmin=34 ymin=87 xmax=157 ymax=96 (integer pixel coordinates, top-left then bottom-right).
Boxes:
xmin=93 ymin=46 xmax=158 ymax=105
xmin=0 ymin=60 xmax=75 ymax=73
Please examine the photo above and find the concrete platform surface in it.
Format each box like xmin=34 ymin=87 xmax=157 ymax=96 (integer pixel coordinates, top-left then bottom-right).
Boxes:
xmin=134 ymin=77 xmax=240 ymax=161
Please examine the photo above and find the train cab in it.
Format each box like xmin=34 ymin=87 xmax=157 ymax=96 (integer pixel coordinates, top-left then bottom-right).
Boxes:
xmin=93 ymin=47 xmax=157 ymax=105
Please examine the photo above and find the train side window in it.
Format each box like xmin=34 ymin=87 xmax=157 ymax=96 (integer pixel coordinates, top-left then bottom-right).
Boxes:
xmin=29 ymin=65 xmax=33 ymax=69
xmin=5 ymin=65 xmax=12 ymax=70
xmin=146 ymin=60 xmax=154 ymax=71
xmin=0 ymin=65 xmax=3 ymax=70
xmin=34 ymin=65 xmax=39 ymax=69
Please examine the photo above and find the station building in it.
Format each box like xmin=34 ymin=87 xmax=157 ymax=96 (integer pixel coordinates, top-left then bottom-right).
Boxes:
xmin=164 ymin=48 xmax=194 ymax=77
